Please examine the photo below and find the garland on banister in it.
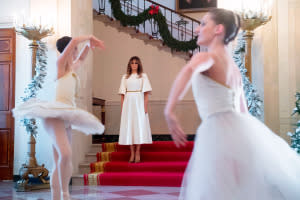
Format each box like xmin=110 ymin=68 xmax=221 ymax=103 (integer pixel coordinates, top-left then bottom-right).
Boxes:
xmin=109 ymin=0 xmax=198 ymax=52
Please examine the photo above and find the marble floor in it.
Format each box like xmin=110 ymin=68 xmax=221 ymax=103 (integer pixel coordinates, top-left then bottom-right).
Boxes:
xmin=0 ymin=181 xmax=180 ymax=200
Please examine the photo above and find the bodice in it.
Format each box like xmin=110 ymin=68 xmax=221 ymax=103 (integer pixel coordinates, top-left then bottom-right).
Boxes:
xmin=126 ymin=74 xmax=143 ymax=92
xmin=55 ymin=71 xmax=79 ymax=106
xmin=192 ymin=73 xmax=242 ymax=119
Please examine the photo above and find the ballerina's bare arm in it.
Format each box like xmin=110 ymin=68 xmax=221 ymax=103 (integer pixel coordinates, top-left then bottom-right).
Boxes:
xmin=57 ymin=35 xmax=105 ymax=76
xmin=72 ymin=36 xmax=105 ymax=71
xmin=57 ymin=35 xmax=91 ymax=69
xmin=71 ymin=36 xmax=105 ymax=72
xmin=164 ymin=52 xmax=214 ymax=147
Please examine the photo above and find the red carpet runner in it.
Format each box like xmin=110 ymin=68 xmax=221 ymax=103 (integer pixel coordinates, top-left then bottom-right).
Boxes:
xmin=83 ymin=141 xmax=194 ymax=186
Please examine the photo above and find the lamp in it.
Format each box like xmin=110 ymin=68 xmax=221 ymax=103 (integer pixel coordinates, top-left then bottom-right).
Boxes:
xmin=98 ymin=0 xmax=106 ymax=15
xmin=225 ymin=0 xmax=273 ymax=81
xmin=175 ymin=17 xmax=189 ymax=41
xmin=15 ymin=16 xmax=54 ymax=192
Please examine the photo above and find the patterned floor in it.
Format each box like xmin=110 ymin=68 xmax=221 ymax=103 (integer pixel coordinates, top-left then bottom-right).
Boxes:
xmin=0 ymin=181 xmax=180 ymax=200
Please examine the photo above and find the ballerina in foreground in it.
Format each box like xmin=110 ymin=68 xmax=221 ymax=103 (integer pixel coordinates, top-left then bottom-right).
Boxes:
xmin=165 ymin=8 xmax=300 ymax=200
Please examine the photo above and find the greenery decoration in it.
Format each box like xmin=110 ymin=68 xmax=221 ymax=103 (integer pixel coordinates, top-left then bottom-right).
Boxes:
xmin=287 ymin=92 xmax=300 ymax=154
xmin=21 ymin=41 xmax=48 ymax=137
xmin=109 ymin=0 xmax=198 ymax=52
xmin=233 ymin=32 xmax=263 ymax=117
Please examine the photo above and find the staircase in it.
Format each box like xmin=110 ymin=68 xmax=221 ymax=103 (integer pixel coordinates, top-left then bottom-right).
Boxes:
xmin=74 ymin=141 xmax=193 ymax=186
xmin=71 ymin=0 xmax=199 ymax=186
xmin=93 ymin=0 xmax=202 ymax=60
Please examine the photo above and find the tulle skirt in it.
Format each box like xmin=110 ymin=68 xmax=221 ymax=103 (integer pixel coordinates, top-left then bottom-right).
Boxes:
xmin=180 ymin=111 xmax=300 ymax=200
xmin=13 ymin=99 xmax=104 ymax=135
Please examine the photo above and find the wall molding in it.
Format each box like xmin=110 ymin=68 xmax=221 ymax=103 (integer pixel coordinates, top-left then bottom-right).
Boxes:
xmin=97 ymin=100 xmax=200 ymax=135
xmin=0 ymin=16 xmax=15 ymax=28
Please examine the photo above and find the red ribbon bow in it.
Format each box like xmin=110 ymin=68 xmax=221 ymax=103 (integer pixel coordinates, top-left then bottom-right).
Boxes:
xmin=149 ymin=5 xmax=159 ymax=15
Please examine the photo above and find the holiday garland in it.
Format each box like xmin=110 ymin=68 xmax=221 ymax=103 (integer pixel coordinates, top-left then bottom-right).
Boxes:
xmin=21 ymin=41 xmax=48 ymax=137
xmin=233 ymin=32 xmax=263 ymax=117
xmin=109 ymin=0 xmax=198 ymax=52
xmin=287 ymin=92 xmax=300 ymax=154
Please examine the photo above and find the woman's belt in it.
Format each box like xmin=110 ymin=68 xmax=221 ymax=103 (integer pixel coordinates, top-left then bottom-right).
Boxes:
xmin=126 ymin=90 xmax=142 ymax=93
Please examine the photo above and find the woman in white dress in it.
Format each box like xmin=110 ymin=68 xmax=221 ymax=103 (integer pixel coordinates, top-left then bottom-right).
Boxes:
xmin=164 ymin=8 xmax=300 ymax=200
xmin=119 ymin=56 xmax=152 ymax=163
xmin=13 ymin=35 xmax=105 ymax=200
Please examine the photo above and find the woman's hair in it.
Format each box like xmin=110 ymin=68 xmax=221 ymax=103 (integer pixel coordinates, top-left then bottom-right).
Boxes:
xmin=56 ymin=36 xmax=72 ymax=53
xmin=208 ymin=8 xmax=241 ymax=45
xmin=126 ymin=56 xmax=143 ymax=79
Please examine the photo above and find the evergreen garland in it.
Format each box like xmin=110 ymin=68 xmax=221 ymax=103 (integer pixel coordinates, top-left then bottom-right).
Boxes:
xmin=109 ymin=0 xmax=198 ymax=52
xmin=21 ymin=41 xmax=48 ymax=137
xmin=287 ymin=92 xmax=300 ymax=154
xmin=233 ymin=32 xmax=263 ymax=117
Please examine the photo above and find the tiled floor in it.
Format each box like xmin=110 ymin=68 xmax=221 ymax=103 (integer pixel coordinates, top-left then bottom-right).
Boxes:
xmin=0 ymin=181 xmax=180 ymax=200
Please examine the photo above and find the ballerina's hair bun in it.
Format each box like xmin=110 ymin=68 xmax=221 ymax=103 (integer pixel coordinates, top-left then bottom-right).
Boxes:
xmin=208 ymin=8 xmax=241 ymax=45
xmin=56 ymin=36 xmax=72 ymax=53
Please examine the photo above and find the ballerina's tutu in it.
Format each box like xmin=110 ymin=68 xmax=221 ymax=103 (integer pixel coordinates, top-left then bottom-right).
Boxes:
xmin=179 ymin=61 xmax=300 ymax=200
xmin=13 ymin=71 xmax=104 ymax=135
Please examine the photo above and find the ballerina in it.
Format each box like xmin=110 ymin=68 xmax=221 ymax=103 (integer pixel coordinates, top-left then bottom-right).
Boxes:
xmin=13 ymin=35 xmax=105 ymax=200
xmin=165 ymin=8 xmax=300 ymax=200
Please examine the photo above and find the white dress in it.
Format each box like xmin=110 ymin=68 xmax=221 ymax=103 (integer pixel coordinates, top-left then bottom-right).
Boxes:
xmin=13 ymin=71 xmax=104 ymax=134
xmin=180 ymin=61 xmax=300 ymax=199
xmin=118 ymin=73 xmax=152 ymax=145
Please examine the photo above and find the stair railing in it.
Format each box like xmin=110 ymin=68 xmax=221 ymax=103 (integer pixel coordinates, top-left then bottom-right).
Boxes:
xmin=94 ymin=0 xmax=203 ymax=54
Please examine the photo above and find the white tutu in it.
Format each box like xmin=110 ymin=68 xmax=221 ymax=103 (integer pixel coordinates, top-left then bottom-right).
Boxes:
xmin=13 ymin=98 xmax=104 ymax=135
xmin=178 ymin=61 xmax=300 ymax=199
xmin=180 ymin=112 xmax=300 ymax=200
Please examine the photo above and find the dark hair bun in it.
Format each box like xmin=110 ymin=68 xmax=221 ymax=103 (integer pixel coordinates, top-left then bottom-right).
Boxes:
xmin=56 ymin=36 xmax=72 ymax=53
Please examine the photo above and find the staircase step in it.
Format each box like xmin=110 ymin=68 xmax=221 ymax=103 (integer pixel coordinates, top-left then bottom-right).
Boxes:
xmin=72 ymin=174 xmax=84 ymax=186
xmin=85 ymin=152 xmax=97 ymax=163
xmin=144 ymin=38 xmax=163 ymax=47
xmin=130 ymin=32 xmax=151 ymax=41
xmin=90 ymin=144 xmax=102 ymax=153
xmin=97 ymin=151 xmax=192 ymax=162
xmin=83 ymin=141 xmax=194 ymax=186
xmin=91 ymin=161 xmax=188 ymax=173
xmin=89 ymin=172 xmax=184 ymax=187
xmin=79 ymin=163 xmax=90 ymax=174
xmin=102 ymin=141 xmax=194 ymax=152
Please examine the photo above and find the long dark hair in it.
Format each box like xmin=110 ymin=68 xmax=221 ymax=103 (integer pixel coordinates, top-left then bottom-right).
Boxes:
xmin=125 ymin=56 xmax=143 ymax=79
xmin=208 ymin=8 xmax=241 ymax=45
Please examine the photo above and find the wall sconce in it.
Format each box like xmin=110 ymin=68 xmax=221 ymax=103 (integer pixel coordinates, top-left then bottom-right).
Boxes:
xmin=225 ymin=0 xmax=273 ymax=81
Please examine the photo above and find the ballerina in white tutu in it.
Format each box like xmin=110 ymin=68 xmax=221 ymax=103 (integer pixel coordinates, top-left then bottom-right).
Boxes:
xmin=164 ymin=8 xmax=300 ymax=200
xmin=13 ymin=35 xmax=105 ymax=200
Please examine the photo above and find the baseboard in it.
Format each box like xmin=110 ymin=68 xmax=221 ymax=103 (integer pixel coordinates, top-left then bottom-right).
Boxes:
xmin=13 ymin=175 xmax=50 ymax=183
